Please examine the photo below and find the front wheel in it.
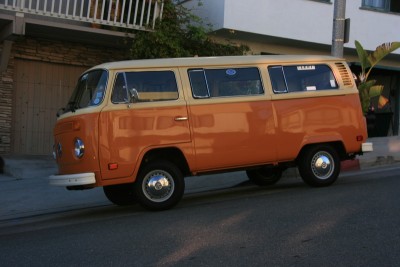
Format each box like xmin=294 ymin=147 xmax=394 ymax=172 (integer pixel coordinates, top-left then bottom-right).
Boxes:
xmin=298 ymin=145 xmax=340 ymax=187
xmin=103 ymin=183 xmax=136 ymax=206
xmin=134 ymin=160 xmax=185 ymax=211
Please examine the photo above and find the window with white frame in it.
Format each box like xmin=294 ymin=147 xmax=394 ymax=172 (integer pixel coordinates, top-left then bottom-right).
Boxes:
xmin=268 ymin=64 xmax=338 ymax=94
xmin=362 ymin=0 xmax=400 ymax=13
xmin=188 ymin=67 xmax=264 ymax=98
xmin=309 ymin=0 xmax=331 ymax=3
xmin=363 ymin=0 xmax=388 ymax=10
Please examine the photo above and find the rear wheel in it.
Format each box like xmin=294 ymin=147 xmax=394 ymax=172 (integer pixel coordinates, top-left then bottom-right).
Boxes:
xmin=246 ymin=167 xmax=283 ymax=186
xmin=298 ymin=145 xmax=340 ymax=187
xmin=134 ymin=160 xmax=185 ymax=211
xmin=103 ymin=183 xmax=136 ymax=206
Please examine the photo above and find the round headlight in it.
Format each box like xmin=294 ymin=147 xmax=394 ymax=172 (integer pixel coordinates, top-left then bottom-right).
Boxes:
xmin=74 ymin=138 xmax=85 ymax=158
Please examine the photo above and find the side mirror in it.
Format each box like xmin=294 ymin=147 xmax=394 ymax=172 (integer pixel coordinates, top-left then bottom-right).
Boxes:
xmin=129 ymin=88 xmax=139 ymax=103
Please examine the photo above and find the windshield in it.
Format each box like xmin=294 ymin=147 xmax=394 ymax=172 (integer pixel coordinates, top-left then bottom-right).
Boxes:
xmin=63 ymin=69 xmax=108 ymax=114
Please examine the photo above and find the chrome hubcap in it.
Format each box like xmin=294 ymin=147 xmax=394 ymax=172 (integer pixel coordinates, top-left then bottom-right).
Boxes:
xmin=311 ymin=151 xmax=334 ymax=180
xmin=142 ymin=171 xmax=174 ymax=202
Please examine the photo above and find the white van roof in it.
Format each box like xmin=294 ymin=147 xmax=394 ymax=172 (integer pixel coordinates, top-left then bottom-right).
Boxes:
xmin=90 ymin=55 xmax=343 ymax=71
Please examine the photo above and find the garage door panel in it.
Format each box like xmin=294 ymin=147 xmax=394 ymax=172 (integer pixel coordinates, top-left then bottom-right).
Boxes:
xmin=13 ymin=60 xmax=86 ymax=155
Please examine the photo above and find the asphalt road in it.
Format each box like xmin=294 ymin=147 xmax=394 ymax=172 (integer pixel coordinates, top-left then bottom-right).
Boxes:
xmin=0 ymin=167 xmax=399 ymax=267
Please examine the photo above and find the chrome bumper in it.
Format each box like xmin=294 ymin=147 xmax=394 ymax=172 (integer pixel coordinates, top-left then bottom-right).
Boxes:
xmin=49 ymin=172 xmax=96 ymax=186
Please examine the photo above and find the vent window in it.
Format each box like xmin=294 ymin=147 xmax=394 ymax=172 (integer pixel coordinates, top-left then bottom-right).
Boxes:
xmin=335 ymin=63 xmax=354 ymax=87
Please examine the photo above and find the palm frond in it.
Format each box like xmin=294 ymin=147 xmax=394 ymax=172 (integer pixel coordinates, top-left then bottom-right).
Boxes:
xmin=355 ymin=40 xmax=370 ymax=76
xmin=369 ymin=84 xmax=384 ymax=98
xmin=368 ymin=42 xmax=400 ymax=67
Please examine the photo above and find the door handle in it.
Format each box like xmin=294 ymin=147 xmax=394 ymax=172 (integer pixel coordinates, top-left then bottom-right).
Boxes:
xmin=174 ymin=116 xmax=188 ymax=121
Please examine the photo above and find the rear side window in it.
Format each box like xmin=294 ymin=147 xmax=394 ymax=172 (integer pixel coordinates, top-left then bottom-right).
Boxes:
xmin=188 ymin=67 xmax=264 ymax=98
xmin=268 ymin=64 xmax=338 ymax=93
xmin=111 ymin=71 xmax=178 ymax=103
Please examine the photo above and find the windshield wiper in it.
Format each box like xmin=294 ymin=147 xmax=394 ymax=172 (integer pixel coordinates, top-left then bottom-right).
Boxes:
xmin=67 ymin=101 xmax=77 ymax=113
xmin=56 ymin=107 xmax=65 ymax=118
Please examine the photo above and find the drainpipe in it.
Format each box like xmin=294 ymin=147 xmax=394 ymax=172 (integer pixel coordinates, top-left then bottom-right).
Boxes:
xmin=331 ymin=0 xmax=346 ymax=58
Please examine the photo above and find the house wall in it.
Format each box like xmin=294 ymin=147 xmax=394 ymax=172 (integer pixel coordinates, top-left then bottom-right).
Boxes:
xmin=185 ymin=0 xmax=400 ymax=54
xmin=0 ymin=37 xmax=129 ymax=155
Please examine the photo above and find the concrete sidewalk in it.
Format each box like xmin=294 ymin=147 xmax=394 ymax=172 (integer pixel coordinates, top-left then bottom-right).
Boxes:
xmin=1 ymin=136 xmax=400 ymax=222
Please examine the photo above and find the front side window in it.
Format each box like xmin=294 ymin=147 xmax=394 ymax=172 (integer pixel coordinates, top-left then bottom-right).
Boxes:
xmin=64 ymin=69 xmax=108 ymax=113
xmin=111 ymin=70 xmax=179 ymax=103
xmin=269 ymin=64 xmax=338 ymax=93
xmin=188 ymin=67 xmax=264 ymax=98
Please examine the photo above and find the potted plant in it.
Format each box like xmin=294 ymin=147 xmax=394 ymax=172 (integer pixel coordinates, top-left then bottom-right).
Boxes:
xmin=355 ymin=40 xmax=400 ymax=136
xmin=355 ymin=40 xmax=400 ymax=114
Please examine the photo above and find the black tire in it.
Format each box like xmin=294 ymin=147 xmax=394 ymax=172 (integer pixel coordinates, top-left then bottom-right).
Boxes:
xmin=246 ymin=167 xmax=282 ymax=186
xmin=103 ymin=183 xmax=136 ymax=206
xmin=298 ymin=145 xmax=340 ymax=187
xmin=134 ymin=160 xmax=185 ymax=211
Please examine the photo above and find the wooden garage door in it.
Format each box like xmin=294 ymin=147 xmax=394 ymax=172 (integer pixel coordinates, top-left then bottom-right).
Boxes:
xmin=13 ymin=59 xmax=87 ymax=155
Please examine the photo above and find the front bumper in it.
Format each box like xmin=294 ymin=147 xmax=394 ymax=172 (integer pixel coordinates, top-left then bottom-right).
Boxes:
xmin=49 ymin=172 xmax=96 ymax=186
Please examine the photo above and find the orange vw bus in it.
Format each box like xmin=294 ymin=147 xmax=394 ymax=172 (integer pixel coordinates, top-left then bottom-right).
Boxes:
xmin=49 ymin=55 xmax=372 ymax=210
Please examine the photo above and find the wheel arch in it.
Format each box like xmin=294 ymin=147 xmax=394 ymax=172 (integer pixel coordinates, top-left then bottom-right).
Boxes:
xmin=297 ymin=141 xmax=347 ymax=162
xmin=140 ymin=147 xmax=191 ymax=177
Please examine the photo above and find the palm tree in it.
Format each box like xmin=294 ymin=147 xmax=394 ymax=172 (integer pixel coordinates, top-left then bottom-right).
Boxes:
xmin=355 ymin=40 xmax=400 ymax=114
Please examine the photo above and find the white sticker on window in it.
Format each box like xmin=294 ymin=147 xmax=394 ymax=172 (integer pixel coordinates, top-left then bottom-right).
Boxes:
xmin=306 ymin=86 xmax=317 ymax=91
xmin=297 ymin=65 xmax=316 ymax=71
xmin=330 ymin=80 xmax=336 ymax=87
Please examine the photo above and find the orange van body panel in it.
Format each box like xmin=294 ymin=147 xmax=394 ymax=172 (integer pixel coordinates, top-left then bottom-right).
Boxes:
xmin=53 ymin=113 xmax=101 ymax=185
xmin=98 ymin=105 xmax=192 ymax=183
xmin=53 ymin=92 xmax=366 ymax=186
xmin=188 ymin=100 xmax=277 ymax=172
xmin=272 ymin=93 xmax=367 ymax=160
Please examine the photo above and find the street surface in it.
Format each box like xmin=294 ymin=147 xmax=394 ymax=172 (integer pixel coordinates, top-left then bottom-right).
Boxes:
xmin=0 ymin=166 xmax=399 ymax=266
